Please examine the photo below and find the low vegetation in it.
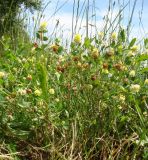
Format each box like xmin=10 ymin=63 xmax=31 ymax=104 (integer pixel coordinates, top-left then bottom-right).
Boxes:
xmin=0 ymin=22 xmax=148 ymax=159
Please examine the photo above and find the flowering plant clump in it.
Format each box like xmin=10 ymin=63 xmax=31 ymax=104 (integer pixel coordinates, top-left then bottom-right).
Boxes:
xmin=0 ymin=28 xmax=148 ymax=159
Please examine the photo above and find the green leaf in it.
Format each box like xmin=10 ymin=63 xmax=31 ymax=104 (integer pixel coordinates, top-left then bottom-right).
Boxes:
xmin=12 ymin=129 xmax=30 ymax=139
xmin=37 ymin=63 xmax=48 ymax=102
xmin=43 ymin=36 xmax=48 ymax=41
xmin=129 ymin=38 xmax=136 ymax=48
xmin=140 ymin=67 xmax=148 ymax=73
xmin=36 ymin=32 xmax=41 ymax=39
xmin=144 ymin=38 xmax=148 ymax=49
xmin=134 ymin=99 xmax=145 ymax=127
xmin=58 ymin=46 xmax=63 ymax=53
xmin=83 ymin=37 xmax=91 ymax=49
xmin=120 ymin=29 xmax=126 ymax=42
xmin=136 ymin=54 xmax=148 ymax=62
xmin=125 ymin=57 xmax=132 ymax=65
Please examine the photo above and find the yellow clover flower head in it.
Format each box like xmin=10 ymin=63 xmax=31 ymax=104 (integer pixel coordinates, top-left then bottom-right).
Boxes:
xmin=91 ymin=48 xmax=99 ymax=59
xmin=0 ymin=71 xmax=5 ymax=78
xmin=58 ymin=55 xmax=65 ymax=62
xmin=40 ymin=21 xmax=48 ymax=30
xmin=102 ymin=69 xmax=109 ymax=74
xmin=119 ymin=95 xmax=125 ymax=102
xmin=17 ymin=88 xmax=27 ymax=95
xmin=98 ymin=32 xmax=104 ymax=39
xmin=130 ymin=84 xmax=140 ymax=93
xmin=127 ymin=51 xmax=136 ymax=57
xmin=34 ymin=89 xmax=42 ymax=96
xmin=49 ymin=88 xmax=55 ymax=95
xmin=74 ymin=34 xmax=81 ymax=43
xmin=77 ymin=61 xmax=82 ymax=68
xmin=118 ymin=45 xmax=123 ymax=51
xmin=131 ymin=45 xmax=139 ymax=52
xmin=50 ymin=44 xmax=59 ymax=53
xmin=129 ymin=70 xmax=136 ymax=77
xmin=111 ymin=32 xmax=117 ymax=40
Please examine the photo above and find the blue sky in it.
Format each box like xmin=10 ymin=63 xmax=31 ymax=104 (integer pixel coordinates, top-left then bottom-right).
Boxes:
xmin=29 ymin=0 xmax=148 ymax=39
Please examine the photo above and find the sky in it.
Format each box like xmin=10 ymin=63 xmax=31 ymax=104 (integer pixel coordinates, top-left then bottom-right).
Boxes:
xmin=27 ymin=0 xmax=148 ymax=40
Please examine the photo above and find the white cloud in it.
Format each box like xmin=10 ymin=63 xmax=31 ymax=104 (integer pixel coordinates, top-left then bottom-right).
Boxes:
xmin=48 ymin=13 xmax=104 ymax=37
xmin=27 ymin=0 xmax=148 ymax=43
